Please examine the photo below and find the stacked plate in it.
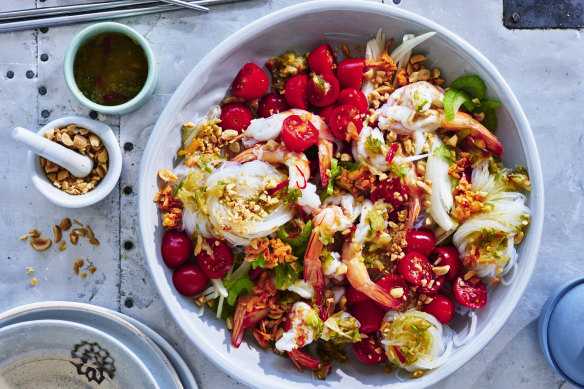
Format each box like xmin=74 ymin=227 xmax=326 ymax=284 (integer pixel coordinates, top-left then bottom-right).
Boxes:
xmin=0 ymin=302 xmax=196 ymax=389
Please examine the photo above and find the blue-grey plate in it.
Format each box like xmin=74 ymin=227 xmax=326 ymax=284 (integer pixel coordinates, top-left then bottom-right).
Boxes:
xmin=0 ymin=302 xmax=196 ymax=389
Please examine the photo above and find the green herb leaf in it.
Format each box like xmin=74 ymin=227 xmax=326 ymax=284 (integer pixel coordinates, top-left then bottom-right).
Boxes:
xmin=284 ymin=188 xmax=302 ymax=205
xmin=325 ymin=158 xmax=342 ymax=197
xmin=391 ymin=164 xmax=410 ymax=179
xmin=433 ymin=145 xmax=455 ymax=163
xmin=223 ymin=275 xmax=254 ymax=306
xmin=339 ymin=160 xmax=360 ymax=171
xmin=251 ymin=251 xmax=267 ymax=269
xmin=451 ymin=74 xmax=486 ymax=100
xmin=365 ymin=135 xmax=384 ymax=153
xmin=443 ymin=89 xmax=475 ymax=122
xmin=274 ymin=262 xmax=303 ymax=290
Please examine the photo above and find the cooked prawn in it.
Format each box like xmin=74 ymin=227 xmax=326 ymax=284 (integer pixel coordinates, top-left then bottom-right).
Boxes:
xmin=376 ymin=81 xmax=503 ymax=156
xmin=231 ymin=294 xmax=269 ymax=348
xmin=341 ymin=240 xmax=401 ymax=310
xmin=303 ymin=206 xmax=354 ymax=299
xmin=231 ymin=143 xmax=321 ymax=211
xmin=242 ymin=108 xmax=335 ymax=187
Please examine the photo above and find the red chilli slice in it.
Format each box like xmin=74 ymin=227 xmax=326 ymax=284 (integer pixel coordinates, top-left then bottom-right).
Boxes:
xmin=295 ymin=165 xmax=307 ymax=189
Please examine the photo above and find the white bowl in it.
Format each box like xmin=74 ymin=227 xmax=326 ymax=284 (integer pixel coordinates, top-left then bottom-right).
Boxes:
xmin=27 ymin=116 xmax=122 ymax=208
xmin=0 ymin=319 xmax=158 ymax=388
xmin=138 ymin=1 xmax=544 ymax=388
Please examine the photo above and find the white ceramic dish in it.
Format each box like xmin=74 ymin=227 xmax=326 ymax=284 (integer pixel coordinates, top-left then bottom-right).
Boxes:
xmin=0 ymin=319 xmax=158 ymax=388
xmin=0 ymin=301 xmax=195 ymax=389
xmin=137 ymin=1 xmax=544 ymax=388
xmin=26 ymin=116 xmax=122 ymax=208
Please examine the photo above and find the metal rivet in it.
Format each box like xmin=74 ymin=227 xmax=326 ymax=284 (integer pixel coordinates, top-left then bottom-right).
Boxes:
xmin=124 ymin=298 xmax=134 ymax=308
xmin=40 ymin=53 xmax=49 ymax=62
xmin=40 ymin=27 xmax=49 ymax=33
xmin=124 ymin=142 xmax=134 ymax=152
xmin=38 ymin=86 xmax=47 ymax=95
xmin=41 ymin=110 xmax=50 ymax=118
xmin=512 ymin=12 xmax=521 ymax=23
xmin=124 ymin=241 xmax=134 ymax=250
xmin=26 ymin=70 xmax=35 ymax=79
xmin=393 ymin=0 xmax=401 ymax=3
xmin=123 ymin=186 xmax=133 ymax=195
xmin=6 ymin=71 xmax=14 ymax=79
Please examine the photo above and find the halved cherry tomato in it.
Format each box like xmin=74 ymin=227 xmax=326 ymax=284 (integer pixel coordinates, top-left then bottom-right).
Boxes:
xmin=349 ymin=300 xmax=384 ymax=333
xmin=337 ymin=58 xmax=366 ymax=89
xmin=307 ymin=73 xmax=340 ymax=107
xmin=405 ymin=228 xmax=436 ymax=258
xmin=375 ymin=274 xmax=408 ymax=309
xmin=429 ymin=246 xmax=462 ymax=282
xmin=196 ymin=238 xmax=234 ymax=279
xmin=453 ymin=273 xmax=487 ymax=308
xmin=337 ymin=88 xmax=368 ymax=113
xmin=284 ymin=75 xmax=310 ymax=110
xmin=161 ymin=230 xmax=193 ymax=269
xmin=231 ymin=62 xmax=269 ymax=100
xmin=370 ymin=178 xmax=407 ymax=207
xmin=219 ymin=102 xmax=253 ymax=133
xmin=172 ymin=263 xmax=209 ymax=296
xmin=281 ymin=115 xmax=318 ymax=152
xmin=422 ymin=294 xmax=455 ymax=324
xmin=329 ymin=105 xmax=363 ymax=141
xmin=315 ymin=104 xmax=337 ymax=126
xmin=257 ymin=93 xmax=289 ymax=118
xmin=417 ymin=275 xmax=444 ymax=296
xmin=353 ymin=333 xmax=387 ymax=364
xmin=307 ymin=44 xmax=336 ymax=75
xmin=346 ymin=286 xmax=370 ymax=306
xmin=397 ymin=252 xmax=433 ymax=287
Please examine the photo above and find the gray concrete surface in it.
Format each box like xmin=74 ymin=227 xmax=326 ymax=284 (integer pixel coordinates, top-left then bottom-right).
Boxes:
xmin=0 ymin=0 xmax=580 ymax=388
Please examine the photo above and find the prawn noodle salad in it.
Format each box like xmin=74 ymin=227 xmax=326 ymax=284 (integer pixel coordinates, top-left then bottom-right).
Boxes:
xmin=154 ymin=29 xmax=531 ymax=379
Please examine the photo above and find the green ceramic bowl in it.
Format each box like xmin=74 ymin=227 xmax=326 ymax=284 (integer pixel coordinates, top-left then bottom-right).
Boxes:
xmin=64 ymin=22 xmax=158 ymax=115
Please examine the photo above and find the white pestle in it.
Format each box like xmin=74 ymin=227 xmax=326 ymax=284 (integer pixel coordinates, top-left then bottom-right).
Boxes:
xmin=11 ymin=126 xmax=94 ymax=178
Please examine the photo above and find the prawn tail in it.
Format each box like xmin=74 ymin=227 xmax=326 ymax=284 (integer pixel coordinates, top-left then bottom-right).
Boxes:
xmin=303 ymin=232 xmax=326 ymax=292
xmin=231 ymin=144 xmax=262 ymax=163
xmin=231 ymin=300 xmax=247 ymax=348
xmin=405 ymin=193 xmax=421 ymax=233
xmin=440 ymin=110 xmax=503 ymax=157
xmin=357 ymin=281 xmax=401 ymax=310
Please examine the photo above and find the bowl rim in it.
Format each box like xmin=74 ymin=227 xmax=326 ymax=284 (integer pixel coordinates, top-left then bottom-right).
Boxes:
xmin=63 ymin=21 xmax=158 ymax=115
xmin=27 ymin=116 xmax=122 ymax=208
xmin=138 ymin=1 xmax=545 ymax=387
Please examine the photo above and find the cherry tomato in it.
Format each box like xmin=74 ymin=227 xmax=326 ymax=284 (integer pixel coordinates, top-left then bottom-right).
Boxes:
xmin=349 ymin=300 xmax=385 ymax=333
xmin=370 ymin=178 xmax=407 ymax=207
xmin=422 ymin=294 xmax=455 ymax=324
xmin=307 ymin=44 xmax=336 ymax=75
xmin=417 ymin=275 xmax=444 ymax=296
xmin=196 ymin=238 xmax=234 ymax=279
xmin=284 ymin=75 xmax=310 ymax=110
xmin=315 ymin=104 xmax=337 ymax=126
xmin=353 ymin=333 xmax=387 ymax=364
xmin=231 ymin=62 xmax=269 ymax=100
xmin=337 ymin=88 xmax=368 ymax=113
xmin=281 ymin=115 xmax=318 ymax=152
xmin=453 ymin=273 xmax=487 ymax=308
xmin=405 ymin=228 xmax=436 ymax=258
xmin=257 ymin=93 xmax=289 ymax=118
xmin=337 ymin=58 xmax=366 ymax=89
xmin=307 ymin=73 xmax=340 ymax=107
xmin=375 ymin=274 xmax=408 ymax=309
xmin=172 ymin=263 xmax=209 ymax=296
xmin=161 ymin=230 xmax=193 ymax=269
xmin=329 ymin=105 xmax=364 ymax=141
xmin=429 ymin=246 xmax=462 ymax=282
xmin=219 ymin=102 xmax=253 ymax=133
xmin=397 ymin=252 xmax=433 ymax=287
xmin=346 ymin=286 xmax=370 ymax=306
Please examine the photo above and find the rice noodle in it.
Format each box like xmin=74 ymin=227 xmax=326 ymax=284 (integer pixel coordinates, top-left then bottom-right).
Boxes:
xmin=211 ymin=278 xmax=229 ymax=298
xmin=426 ymin=134 xmax=457 ymax=232
xmin=390 ymin=32 xmax=436 ymax=70
xmin=452 ymin=310 xmax=477 ymax=347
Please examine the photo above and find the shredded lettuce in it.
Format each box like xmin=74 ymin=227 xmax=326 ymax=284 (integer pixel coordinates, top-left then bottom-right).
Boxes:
xmin=321 ymin=312 xmax=361 ymax=344
xmin=251 ymin=251 xmax=267 ymax=269
xmin=304 ymin=308 xmax=324 ymax=334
